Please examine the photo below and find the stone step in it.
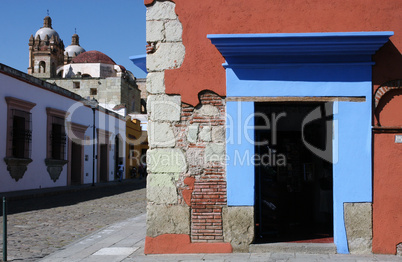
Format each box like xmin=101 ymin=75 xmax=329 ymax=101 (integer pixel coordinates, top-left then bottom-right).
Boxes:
xmin=249 ymin=242 xmax=337 ymax=254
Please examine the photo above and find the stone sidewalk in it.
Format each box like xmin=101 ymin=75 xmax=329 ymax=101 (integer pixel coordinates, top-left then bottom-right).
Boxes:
xmin=38 ymin=213 xmax=401 ymax=262
xmin=0 ymin=179 xmax=146 ymax=261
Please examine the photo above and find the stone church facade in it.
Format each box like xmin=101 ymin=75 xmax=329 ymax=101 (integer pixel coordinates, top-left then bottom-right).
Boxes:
xmin=28 ymin=16 xmax=142 ymax=115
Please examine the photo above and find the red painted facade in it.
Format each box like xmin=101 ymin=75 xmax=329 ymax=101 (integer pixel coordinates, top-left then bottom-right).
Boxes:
xmin=373 ymin=88 xmax=402 ymax=254
xmin=145 ymin=0 xmax=402 ymax=106
xmin=145 ymin=234 xmax=232 ymax=254
xmin=145 ymin=0 xmax=402 ymax=254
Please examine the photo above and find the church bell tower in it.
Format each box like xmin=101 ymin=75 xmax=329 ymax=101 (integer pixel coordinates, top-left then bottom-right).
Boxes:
xmin=28 ymin=16 xmax=64 ymax=78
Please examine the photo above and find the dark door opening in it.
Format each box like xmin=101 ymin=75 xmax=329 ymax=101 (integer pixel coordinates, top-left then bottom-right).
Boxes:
xmin=115 ymin=136 xmax=120 ymax=180
xmin=71 ymin=142 xmax=82 ymax=185
xmin=254 ymin=102 xmax=333 ymax=244
xmin=99 ymin=144 xmax=108 ymax=182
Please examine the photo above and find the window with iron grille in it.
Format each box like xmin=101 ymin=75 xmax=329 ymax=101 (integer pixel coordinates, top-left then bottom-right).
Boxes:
xmin=4 ymin=97 xmax=36 ymax=181
xmin=50 ymin=116 xmax=66 ymax=160
xmin=10 ymin=109 xmax=32 ymax=159
xmin=46 ymin=108 xmax=67 ymax=160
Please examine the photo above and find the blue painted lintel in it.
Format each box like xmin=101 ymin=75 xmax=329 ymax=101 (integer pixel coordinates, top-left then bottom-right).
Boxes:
xmin=129 ymin=54 xmax=147 ymax=73
xmin=208 ymin=31 xmax=393 ymax=65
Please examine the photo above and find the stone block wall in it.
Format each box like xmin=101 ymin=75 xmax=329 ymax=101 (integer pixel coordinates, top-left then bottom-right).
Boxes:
xmin=146 ymin=91 xmax=227 ymax=244
xmin=120 ymin=79 xmax=141 ymax=113
xmin=145 ymin=1 xmax=232 ymax=252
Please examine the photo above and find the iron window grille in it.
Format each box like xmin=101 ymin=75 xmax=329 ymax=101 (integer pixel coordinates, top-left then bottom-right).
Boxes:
xmin=50 ymin=116 xmax=66 ymax=160
xmin=10 ymin=109 xmax=32 ymax=159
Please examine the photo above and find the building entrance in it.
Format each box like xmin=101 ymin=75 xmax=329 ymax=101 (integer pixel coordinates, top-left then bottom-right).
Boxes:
xmin=99 ymin=144 xmax=108 ymax=182
xmin=71 ymin=142 xmax=82 ymax=185
xmin=254 ymin=102 xmax=333 ymax=243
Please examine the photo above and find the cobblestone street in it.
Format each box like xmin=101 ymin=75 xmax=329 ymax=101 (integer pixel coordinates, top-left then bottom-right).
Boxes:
xmin=0 ymin=179 xmax=146 ymax=262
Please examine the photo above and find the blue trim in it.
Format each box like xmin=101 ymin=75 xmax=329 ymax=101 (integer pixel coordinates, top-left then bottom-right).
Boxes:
xmin=209 ymin=32 xmax=392 ymax=254
xmin=208 ymin=32 xmax=393 ymax=65
xmin=225 ymin=65 xmax=373 ymax=97
xmin=333 ymin=100 xmax=373 ymax=254
xmin=226 ymin=101 xmax=255 ymax=206
xmin=129 ymin=54 xmax=147 ymax=73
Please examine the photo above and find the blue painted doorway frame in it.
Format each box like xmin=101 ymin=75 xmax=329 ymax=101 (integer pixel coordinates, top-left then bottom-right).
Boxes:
xmin=209 ymin=32 xmax=392 ymax=253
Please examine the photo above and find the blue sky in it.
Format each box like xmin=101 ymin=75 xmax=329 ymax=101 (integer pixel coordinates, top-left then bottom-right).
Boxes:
xmin=0 ymin=0 xmax=147 ymax=78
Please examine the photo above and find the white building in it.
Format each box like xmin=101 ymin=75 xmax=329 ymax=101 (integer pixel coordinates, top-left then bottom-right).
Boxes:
xmin=0 ymin=63 xmax=126 ymax=193
xmin=28 ymin=16 xmax=142 ymax=116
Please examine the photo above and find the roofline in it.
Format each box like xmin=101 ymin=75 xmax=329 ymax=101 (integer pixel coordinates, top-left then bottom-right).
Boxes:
xmin=0 ymin=63 xmax=125 ymax=121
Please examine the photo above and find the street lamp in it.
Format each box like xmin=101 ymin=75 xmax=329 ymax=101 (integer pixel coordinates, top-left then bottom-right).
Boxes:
xmin=86 ymin=97 xmax=98 ymax=186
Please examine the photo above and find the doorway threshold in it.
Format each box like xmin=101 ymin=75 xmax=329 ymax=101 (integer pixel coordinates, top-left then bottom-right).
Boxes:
xmin=249 ymin=242 xmax=336 ymax=254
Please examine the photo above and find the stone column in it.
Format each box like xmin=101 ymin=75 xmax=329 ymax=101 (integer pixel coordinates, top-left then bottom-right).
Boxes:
xmin=145 ymin=0 xmax=189 ymax=239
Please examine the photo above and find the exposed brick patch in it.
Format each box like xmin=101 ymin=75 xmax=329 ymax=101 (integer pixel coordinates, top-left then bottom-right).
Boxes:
xmin=176 ymin=91 xmax=227 ymax=243
xmin=173 ymin=91 xmax=227 ymax=242
xmin=374 ymin=79 xmax=402 ymax=109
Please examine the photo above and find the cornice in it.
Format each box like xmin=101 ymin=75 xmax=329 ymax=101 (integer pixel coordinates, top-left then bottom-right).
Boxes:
xmin=208 ymin=32 xmax=394 ymax=66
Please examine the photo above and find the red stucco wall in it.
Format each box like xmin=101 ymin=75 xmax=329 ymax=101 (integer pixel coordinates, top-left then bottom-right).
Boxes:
xmin=373 ymin=132 xmax=402 ymax=254
xmin=146 ymin=0 xmax=402 ymax=105
xmin=373 ymin=89 xmax=402 ymax=254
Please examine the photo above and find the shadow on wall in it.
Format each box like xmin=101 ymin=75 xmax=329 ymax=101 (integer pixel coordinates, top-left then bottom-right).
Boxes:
xmin=373 ymin=40 xmax=402 ymax=88
xmin=375 ymin=88 xmax=402 ymax=126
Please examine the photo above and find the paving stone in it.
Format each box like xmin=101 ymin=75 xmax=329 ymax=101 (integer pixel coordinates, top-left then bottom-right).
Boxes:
xmin=0 ymin=180 xmax=146 ymax=262
xmin=92 ymin=247 xmax=138 ymax=256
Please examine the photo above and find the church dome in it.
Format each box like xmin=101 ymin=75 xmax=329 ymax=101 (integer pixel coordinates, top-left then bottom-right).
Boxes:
xmin=72 ymin=50 xmax=116 ymax=65
xmin=34 ymin=16 xmax=59 ymax=40
xmin=65 ymin=45 xmax=86 ymax=56
xmin=64 ymin=34 xmax=85 ymax=57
